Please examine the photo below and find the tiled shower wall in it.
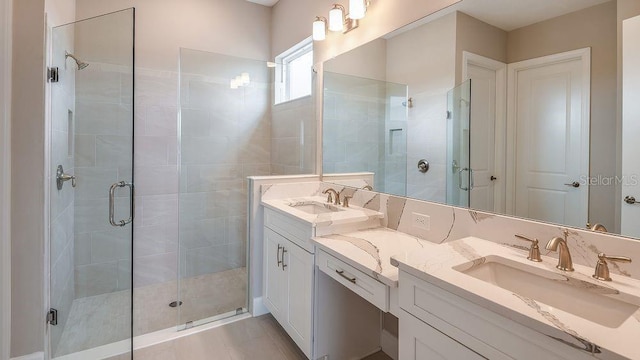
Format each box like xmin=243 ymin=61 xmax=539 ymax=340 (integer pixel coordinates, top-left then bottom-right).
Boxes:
xmin=72 ymin=63 xmax=180 ymax=298
xmin=73 ymin=62 xmax=134 ymax=298
xmin=178 ymin=55 xmax=271 ymax=280
xmin=271 ymin=95 xmax=316 ymax=175
xmin=49 ymin=26 xmax=76 ymax=355
xmin=131 ymin=67 xmax=180 ymax=290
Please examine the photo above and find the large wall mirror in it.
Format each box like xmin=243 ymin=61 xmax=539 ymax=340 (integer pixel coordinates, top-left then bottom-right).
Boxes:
xmin=322 ymin=0 xmax=640 ymax=238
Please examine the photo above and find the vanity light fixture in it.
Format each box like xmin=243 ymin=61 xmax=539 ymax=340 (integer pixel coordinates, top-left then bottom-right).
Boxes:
xmin=329 ymin=4 xmax=345 ymax=32
xmin=313 ymin=1 xmax=371 ymax=41
xmin=313 ymin=16 xmax=327 ymax=41
xmin=349 ymin=0 xmax=367 ymax=20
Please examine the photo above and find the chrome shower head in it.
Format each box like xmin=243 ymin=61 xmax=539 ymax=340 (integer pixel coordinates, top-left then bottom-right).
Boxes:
xmin=65 ymin=51 xmax=89 ymax=70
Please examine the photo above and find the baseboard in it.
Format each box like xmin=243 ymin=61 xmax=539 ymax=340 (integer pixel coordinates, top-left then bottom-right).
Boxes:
xmin=252 ymin=296 xmax=269 ymax=317
xmin=381 ymin=329 xmax=399 ymax=360
xmin=11 ymin=352 xmax=45 ymax=360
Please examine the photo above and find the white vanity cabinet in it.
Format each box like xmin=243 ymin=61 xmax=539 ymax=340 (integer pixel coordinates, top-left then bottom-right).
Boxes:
xmin=400 ymin=309 xmax=485 ymax=360
xmin=398 ymin=271 xmax=596 ymax=360
xmin=263 ymin=208 xmax=315 ymax=359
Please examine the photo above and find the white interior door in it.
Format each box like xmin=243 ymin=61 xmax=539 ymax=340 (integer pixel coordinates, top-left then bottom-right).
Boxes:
xmin=621 ymin=16 xmax=640 ymax=237
xmin=507 ymin=49 xmax=590 ymax=228
xmin=463 ymin=52 xmax=507 ymax=213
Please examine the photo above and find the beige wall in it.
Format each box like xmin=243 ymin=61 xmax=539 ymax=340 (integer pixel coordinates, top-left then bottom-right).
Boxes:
xmin=76 ymin=0 xmax=272 ymax=71
xmin=508 ymin=1 xmax=617 ymax=231
xmin=324 ymin=38 xmax=388 ymax=82
xmin=271 ymin=0 xmax=460 ymax=62
xmin=455 ymin=11 xmax=507 ymax=84
xmin=11 ymin=0 xmax=47 ymax=357
xmin=0 ymin=0 xmax=12 ymax=358
xmin=386 ymin=13 xmax=456 ymax=96
xmin=45 ymin=0 xmax=75 ymax=26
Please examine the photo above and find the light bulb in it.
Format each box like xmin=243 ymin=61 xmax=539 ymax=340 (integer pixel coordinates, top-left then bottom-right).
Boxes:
xmin=230 ymin=79 xmax=239 ymax=89
xmin=312 ymin=17 xmax=326 ymax=41
xmin=349 ymin=0 xmax=366 ymax=20
xmin=329 ymin=5 xmax=344 ymax=32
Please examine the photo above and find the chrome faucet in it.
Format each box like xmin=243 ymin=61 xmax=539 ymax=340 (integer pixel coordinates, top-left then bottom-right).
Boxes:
xmin=545 ymin=229 xmax=574 ymax=271
xmin=322 ymin=188 xmax=340 ymax=205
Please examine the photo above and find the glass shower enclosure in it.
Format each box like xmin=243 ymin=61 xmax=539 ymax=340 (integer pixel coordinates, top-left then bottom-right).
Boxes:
xmin=177 ymin=49 xmax=267 ymax=328
xmin=322 ymin=71 xmax=409 ymax=196
xmin=48 ymin=9 xmax=135 ymax=358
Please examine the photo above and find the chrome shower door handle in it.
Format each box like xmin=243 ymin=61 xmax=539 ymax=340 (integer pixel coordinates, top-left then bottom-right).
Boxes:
xmin=109 ymin=181 xmax=135 ymax=227
xmin=458 ymin=168 xmax=474 ymax=191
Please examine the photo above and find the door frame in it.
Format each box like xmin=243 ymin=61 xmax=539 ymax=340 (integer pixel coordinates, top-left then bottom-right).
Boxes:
xmin=462 ymin=51 xmax=507 ymax=213
xmin=505 ymin=48 xmax=591 ymax=217
xmin=1 ymin=0 xmax=12 ymax=358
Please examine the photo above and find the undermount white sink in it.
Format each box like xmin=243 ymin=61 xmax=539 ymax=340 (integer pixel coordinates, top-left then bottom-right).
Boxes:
xmin=453 ymin=255 xmax=640 ymax=328
xmin=289 ymin=201 xmax=344 ymax=215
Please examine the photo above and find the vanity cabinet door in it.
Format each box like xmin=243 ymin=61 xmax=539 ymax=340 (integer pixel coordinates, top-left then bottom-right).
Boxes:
xmin=264 ymin=228 xmax=287 ymax=318
xmin=263 ymin=228 xmax=314 ymax=358
xmin=400 ymin=310 xmax=486 ymax=360
xmin=282 ymin=237 xmax=314 ymax=358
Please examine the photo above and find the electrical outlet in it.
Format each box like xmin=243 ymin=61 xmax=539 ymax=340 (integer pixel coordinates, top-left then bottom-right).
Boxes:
xmin=412 ymin=212 xmax=430 ymax=230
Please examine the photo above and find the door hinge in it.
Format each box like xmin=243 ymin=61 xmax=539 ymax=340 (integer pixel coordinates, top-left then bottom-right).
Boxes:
xmin=446 ymin=110 xmax=452 ymax=119
xmin=47 ymin=67 xmax=59 ymax=83
xmin=47 ymin=308 xmax=58 ymax=326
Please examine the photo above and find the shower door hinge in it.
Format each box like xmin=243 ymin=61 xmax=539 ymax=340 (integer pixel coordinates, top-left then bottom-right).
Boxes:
xmin=47 ymin=308 xmax=58 ymax=326
xmin=47 ymin=67 xmax=59 ymax=83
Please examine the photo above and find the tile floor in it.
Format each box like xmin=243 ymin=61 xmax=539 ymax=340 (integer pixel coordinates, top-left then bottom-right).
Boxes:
xmin=106 ymin=314 xmax=392 ymax=360
xmin=55 ymin=268 xmax=246 ymax=357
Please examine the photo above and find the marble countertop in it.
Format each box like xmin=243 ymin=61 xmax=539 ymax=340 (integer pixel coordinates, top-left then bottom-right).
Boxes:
xmin=311 ymin=227 xmax=438 ymax=288
xmin=261 ymin=196 xmax=383 ymax=227
xmin=391 ymin=237 xmax=640 ymax=360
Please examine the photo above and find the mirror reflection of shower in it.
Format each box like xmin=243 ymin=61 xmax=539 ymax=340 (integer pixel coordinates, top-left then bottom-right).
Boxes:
xmin=65 ymin=51 xmax=89 ymax=70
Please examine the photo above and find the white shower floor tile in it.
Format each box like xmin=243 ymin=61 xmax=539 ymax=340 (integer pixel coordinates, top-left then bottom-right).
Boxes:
xmin=55 ymin=268 xmax=247 ymax=358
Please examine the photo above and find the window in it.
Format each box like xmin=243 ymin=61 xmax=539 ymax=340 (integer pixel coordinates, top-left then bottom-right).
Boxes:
xmin=275 ymin=37 xmax=313 ymax=104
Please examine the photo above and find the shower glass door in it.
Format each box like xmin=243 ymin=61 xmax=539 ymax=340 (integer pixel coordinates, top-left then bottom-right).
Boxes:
xmin=177 ymin=49 xmax=268 ymax=329
xmin=446 ymin=80 xmax=472 ymax=207
xmin=49 ymin=9 xmax=134 ymax=358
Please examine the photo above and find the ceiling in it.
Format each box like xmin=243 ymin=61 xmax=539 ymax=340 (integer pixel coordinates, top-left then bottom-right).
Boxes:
xmin=386 ymin=0 xmax=612 ymax=38
xmin=246 ymin=0 xmax=280 ymax=7
xmin=455 ymin=0 xmax=611 ymax=31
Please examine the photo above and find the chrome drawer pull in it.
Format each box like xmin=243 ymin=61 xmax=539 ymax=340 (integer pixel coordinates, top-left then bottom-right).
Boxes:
xmin=336 ymin=269 xmax=356 ymax=284
xmin=277 ymin=244 xmax=283 ymax=268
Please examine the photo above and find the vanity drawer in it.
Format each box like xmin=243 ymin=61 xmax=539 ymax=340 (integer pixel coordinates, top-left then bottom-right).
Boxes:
xmin=264 ymin=207 xmax=315 ymax=253
xmin=317 ymin=250 xmax=389 ymax=312
xmin=399 ymin=271 xmax=595 ymax=360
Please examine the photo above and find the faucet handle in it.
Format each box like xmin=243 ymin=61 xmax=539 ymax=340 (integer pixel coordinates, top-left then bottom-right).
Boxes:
xmin=593 ymin=253 xmax=632 ymax=281
xmin=325 ymin=192 xmax=334 ymax=204
xmin=342 ymin=196 xmax=352 ymax=208
xmin=514 ymin=234 xmax=542 ymax=262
